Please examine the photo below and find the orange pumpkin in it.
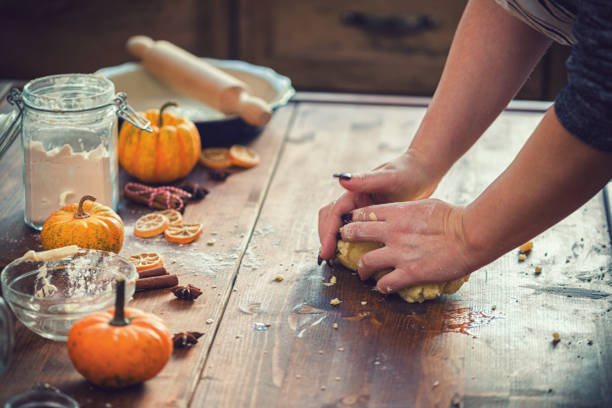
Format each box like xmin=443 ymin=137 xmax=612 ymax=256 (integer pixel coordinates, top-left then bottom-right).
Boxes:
xmin=67 ymin=278 xmax=172 ymax=388
xmin=118 ymin=102 xmax=201 ymax=183
xmin=41 ymin=195 xmax=124 ymax=253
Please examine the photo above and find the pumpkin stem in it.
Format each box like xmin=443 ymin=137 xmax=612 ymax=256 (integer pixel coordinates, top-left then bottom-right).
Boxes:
xmin=74 ymin=195 xmax=96 ymax=219
xmin=109 ymin=277 xmax=131 ymax=327
xmin=158 ymin=101 xmax=178 ymax=128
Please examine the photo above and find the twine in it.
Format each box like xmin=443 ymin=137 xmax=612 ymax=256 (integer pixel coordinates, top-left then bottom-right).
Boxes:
xmin=124 ymin=182 xmax=192 ymax=211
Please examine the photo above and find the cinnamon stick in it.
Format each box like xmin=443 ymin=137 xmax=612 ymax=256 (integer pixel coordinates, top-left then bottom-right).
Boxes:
xmin=124 ymin=189 xmax=182 ymax=211
xmin=135 ymin=274 xmax=179 ymax=292
xmin=138 ymin=266 xmax=168 ymax=279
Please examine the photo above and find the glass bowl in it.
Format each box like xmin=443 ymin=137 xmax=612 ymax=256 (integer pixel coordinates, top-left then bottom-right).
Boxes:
xmin=4 ymin=384 xmax=79 ymax=408
xmin=1 ymin=248 xmax=137 ymax=341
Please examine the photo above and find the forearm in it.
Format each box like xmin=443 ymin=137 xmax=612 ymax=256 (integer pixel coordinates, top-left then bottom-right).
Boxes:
xmin=410 ymin=0 xmax=551 ymax=179
xmin=463 ymin=107 xmax=612 ymax=268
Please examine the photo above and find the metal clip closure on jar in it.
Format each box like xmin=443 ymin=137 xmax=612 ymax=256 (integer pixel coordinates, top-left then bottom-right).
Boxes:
xmin=0 ymin=73 xmax=151 ymax=230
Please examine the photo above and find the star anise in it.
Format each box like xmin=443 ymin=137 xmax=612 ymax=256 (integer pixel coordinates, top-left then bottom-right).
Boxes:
xmin=176 ymin=181 xmax=209 ymax=200
xmin=172 ymin=331 xmax=204 ymax=348
xmin=171 ymin=284 xmax=203 ymax=301
xmin=207 ymin=168 xmax=232 ymax=181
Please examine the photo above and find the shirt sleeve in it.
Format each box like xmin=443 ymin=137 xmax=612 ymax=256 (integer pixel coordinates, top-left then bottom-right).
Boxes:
xmin=554 ymin=0 xmax=612 ymax=152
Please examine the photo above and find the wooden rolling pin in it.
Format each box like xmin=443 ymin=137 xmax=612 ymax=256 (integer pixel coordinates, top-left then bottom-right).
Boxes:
xmin=126 ymin=35 xmax=272 ymax=127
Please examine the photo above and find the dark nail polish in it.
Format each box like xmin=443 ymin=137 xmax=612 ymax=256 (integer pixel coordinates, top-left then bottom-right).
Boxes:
xmin=341 ymin=213 xmax=353 ymax=224
xmin=336 ymin=231 xmax=342 ymax=241
xmin=333 ymin=173 xmax=352 ymax=180
xmin=317 ymin=253 xmax=323 ymax=265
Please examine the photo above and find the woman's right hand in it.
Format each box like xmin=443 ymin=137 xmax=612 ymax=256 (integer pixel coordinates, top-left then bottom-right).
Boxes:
xmin=318 ymin=151 xmax=441 ymax=260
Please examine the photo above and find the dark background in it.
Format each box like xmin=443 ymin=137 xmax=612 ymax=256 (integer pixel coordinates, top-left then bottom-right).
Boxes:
xmin=0 ymin=0 xmax=569 ymax=100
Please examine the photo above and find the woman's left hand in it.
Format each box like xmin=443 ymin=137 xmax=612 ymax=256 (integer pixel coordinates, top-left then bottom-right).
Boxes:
xmin=339 ymin=199 xmax=477 ymax=294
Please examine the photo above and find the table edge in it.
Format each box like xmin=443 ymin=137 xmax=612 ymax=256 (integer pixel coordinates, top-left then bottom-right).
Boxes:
xmin=292 ymin=92 xmax=552 ymax=113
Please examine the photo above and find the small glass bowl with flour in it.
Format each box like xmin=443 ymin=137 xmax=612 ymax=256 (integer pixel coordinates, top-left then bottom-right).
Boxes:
xmin=0 ymin=247 xmax=137 ymax=341
xmin=1 ymin=73 xmax=151 ymax=230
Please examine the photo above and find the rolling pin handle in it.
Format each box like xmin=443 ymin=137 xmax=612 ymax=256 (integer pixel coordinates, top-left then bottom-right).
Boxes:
xmin=237 ymin=93 xmax=272 ymax=127
xmin=126 ymin=35 xmax=154 ymax=59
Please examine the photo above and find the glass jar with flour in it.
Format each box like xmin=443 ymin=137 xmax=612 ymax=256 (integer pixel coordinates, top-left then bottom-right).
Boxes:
xmin=2 ymin=74 xmax=151 ymax=230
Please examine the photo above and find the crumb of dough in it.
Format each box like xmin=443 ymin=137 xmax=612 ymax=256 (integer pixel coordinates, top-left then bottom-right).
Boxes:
xmin=535 ymin=266 xmax=542 ymax=274
xmin=330 ymin=298 xmax=342 ymax=306
xmin=368 ymin=212 xmax=377 ymax=221
xmin=335 ymin=377 xmax=341 ymax=381
xmin=491 ymin=305 xmax=497 ymax=310
xmin=333 ymin=323 xmax=338 ymax=329
xmin=320 ymin=386 xmax=326 ymax=391
xmin=552 ymin=332 xmax=561 ymax=345
xmin=323 ymin=275 xmax=337 ymax=287
xmin=206 ymin=318 xmax=214 ymax=324
xmin=207 ymin=239 xmax=216 ymax=246
xmin=273 ymin=274 xmax=284 ymax=282
xmin=519 ymin=241 xmax=533 ymax=253
xmin=374 ymin=361 xmax=381 ymax=366
xmin=518 ymin=254 xmax=526 ymax=262
xmin=361 ymin=301 xmax=367 ymax=306
xmin=337 ymin=347 xmax=344 ymax=351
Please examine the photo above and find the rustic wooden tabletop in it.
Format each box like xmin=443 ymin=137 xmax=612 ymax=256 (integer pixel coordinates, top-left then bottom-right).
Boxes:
xmin=0 ymin=91 xmax=610 ymax=408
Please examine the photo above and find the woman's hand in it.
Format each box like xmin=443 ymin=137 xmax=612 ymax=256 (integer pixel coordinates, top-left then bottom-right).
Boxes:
xmin=318 ymin=151 xmax=441 ymax=260
xmin=339 ymin=199 xmax=476 ymax=294
xmin=339 ymin=150 xmax=440 ymax=203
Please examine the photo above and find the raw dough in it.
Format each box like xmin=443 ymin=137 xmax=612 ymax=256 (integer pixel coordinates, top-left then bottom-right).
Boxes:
xmin=335 ymin=240 xmax=469 ymax=303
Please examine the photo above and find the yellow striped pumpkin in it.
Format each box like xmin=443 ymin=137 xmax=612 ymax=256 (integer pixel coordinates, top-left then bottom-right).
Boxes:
xmin=118 ymin=102 xmax=201 ymax=183
xmin=41 ymin=195 xmax=124 ymax=253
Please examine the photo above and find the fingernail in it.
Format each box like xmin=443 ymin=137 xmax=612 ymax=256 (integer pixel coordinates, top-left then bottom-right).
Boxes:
xmin=333 ymin=173 xmax=352 ymax=180
xmin=341 ymin=213 xmax=352 ymax=224
xmin=317 ymin=252 xmax=323 ymax=265
xmin=336 ymin=231 xmax=342 ymax=241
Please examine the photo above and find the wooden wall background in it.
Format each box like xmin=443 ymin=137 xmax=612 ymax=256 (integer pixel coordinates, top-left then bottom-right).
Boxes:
xmin=0 ymin=0 xmax=569 ymax=100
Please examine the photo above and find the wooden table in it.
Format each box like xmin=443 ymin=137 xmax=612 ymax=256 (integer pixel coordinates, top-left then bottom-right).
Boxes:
xmin=0 ymin=92 xmax=611 ymax=407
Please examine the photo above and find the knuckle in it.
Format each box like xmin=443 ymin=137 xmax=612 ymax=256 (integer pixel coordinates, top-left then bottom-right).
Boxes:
xmin=341 ymin=225 xmax=353 ymax=240
xmin=359 ymin=254 xmax=372 ymax=269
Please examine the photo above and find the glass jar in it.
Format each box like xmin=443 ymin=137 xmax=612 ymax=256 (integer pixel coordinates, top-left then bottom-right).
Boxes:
xmin=4 ymin=74 xmax=151 ymax=230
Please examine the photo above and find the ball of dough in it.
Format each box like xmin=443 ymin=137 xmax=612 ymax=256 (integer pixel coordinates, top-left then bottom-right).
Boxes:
xmin=335 ymin=240 xmax=469 ymax=303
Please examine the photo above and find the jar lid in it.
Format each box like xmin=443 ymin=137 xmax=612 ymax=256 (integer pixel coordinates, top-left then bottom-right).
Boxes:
xmin=22 ymin=73 xmax=115 ymax=112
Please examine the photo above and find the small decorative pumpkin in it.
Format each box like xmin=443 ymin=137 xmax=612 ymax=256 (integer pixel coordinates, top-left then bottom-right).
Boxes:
xmin=118 ymin=102 xmax=201 ymax=183
xmin=41 ymin=195 xmax=124 ymax=253
xmin=67 ymin=277 xmax=173 ymax=388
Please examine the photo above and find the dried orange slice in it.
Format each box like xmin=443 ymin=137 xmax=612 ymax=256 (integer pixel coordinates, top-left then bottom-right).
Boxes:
xmin=228 ymin=145 xmax=260 ymax=168
xmin=129 ymin=252 xmax=163 ymax=272
xmin=164 ymin=223 xmax=203 ymax=244
xmin=155 ymin=209 xmax=183 ymax=226
xmin=134 ymin=213 xmax=169 ymax=238
xmin=200 ymin=148 xmax=232 ymax=169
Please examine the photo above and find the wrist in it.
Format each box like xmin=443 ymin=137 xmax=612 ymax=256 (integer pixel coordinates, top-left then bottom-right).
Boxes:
xmin=452 ymin=203 xmax=500 ymax=274
xmin=405 ymin=143 xmax=450 ymax=184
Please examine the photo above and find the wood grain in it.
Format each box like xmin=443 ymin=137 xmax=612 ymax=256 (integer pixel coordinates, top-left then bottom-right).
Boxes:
xmin=191 ymin=102 xmax=612 ymax=407
xmin=237 ymin=0 xmax=555 ymax=100
xmin=0 ymin=105 xmax=294 ymax=407
xmin=0 ymin=0 xmax=230 ymax=79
